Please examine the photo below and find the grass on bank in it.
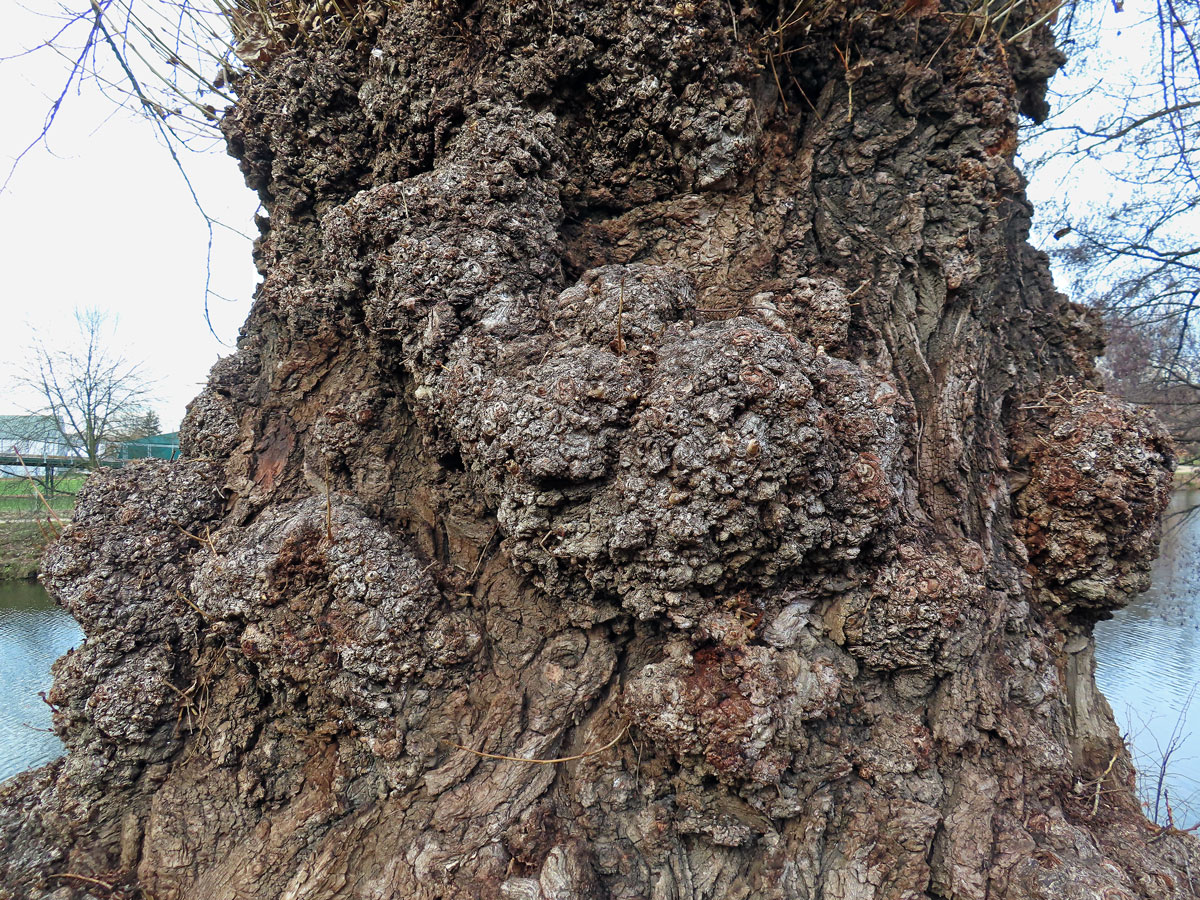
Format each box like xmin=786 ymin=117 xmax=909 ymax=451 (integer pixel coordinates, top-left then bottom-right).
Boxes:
xmin=0 ymin=521 xmax=53 ymax=581
xmin=0 ymin=475 xmax=83 ymax=518
xmin=0 ymin=474 xmax=84 ymax=580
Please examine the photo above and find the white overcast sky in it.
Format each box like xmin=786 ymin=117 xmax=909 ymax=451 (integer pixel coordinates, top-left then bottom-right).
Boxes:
xmin=0 ymin=1 xmax=1155 ymax=433
xmin=0 ymin=2 xmax=258 ymax=432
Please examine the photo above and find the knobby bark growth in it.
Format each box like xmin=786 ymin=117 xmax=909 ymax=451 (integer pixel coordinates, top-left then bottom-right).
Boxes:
xmin=2 ymin=2 xmax=1195 ymax=897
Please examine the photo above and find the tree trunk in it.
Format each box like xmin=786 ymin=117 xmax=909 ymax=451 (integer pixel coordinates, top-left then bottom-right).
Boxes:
xmin=2 ymin=3 xmax=1196 ymax=898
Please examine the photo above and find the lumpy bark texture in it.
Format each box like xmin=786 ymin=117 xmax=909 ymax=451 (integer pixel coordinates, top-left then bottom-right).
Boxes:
xmin=2 ymin=2 xmax=1196 ymax=898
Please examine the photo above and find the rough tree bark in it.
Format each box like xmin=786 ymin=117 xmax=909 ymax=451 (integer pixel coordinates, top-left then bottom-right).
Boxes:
xmin=2 ymin=2 xmax=1196 ymax=898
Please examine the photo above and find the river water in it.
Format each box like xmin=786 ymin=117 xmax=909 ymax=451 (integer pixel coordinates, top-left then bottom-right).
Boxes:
xmin=0 ymin=580 xmax=81 ymax=783
xmin=1 ymin=510 xmax=1199 ymax=820
xmin=1094 ymin=489 xmax=1200 ymax=827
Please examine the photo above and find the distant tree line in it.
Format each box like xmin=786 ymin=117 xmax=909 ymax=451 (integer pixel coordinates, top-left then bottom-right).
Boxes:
xmin=1027 ymin=0 xmax=1200 ymax=458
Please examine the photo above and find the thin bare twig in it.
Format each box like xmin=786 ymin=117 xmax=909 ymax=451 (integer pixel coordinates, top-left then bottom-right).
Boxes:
xmin=468 ymin=524 xmax=500 ymax=585
xmin=12 ymin=450 xmax=65 ymax=531
xmin=45 ymin=872 xmax=119 ymax=893
xmin=449 ymin=724 xmax=629 ymax=765
xmin=1093 ymin=751 xmax=1120 ymax=815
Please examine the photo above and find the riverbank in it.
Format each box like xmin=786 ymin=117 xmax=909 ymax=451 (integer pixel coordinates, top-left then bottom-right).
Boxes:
xmin=0 ymin=476 xmax=79 ymax=582
xmin=0 ymin=522 xmax=47 ymax=582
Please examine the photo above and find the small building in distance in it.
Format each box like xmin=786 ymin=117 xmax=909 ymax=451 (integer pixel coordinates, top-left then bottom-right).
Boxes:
xmin=117 ymin=432 xmax=180 ymax=461
xmin=0 ymin=415 xmax=78 ymax=476
xmin=0 ymin=415 xmax=74 ymax=457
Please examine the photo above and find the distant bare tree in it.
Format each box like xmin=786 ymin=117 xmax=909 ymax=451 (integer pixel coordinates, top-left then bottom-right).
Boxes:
xmin=1025 ymin=0 xmax=1200 ymax=448
xmin=1103 ymin=313 xmax=1200 ymax=459
xmin=22 ymin=308 xmax=156 ymax=469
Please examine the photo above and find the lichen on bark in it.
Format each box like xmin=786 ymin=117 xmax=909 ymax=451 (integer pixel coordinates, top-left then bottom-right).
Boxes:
xmin=1 ymin=2 xmax=1196 ymax=898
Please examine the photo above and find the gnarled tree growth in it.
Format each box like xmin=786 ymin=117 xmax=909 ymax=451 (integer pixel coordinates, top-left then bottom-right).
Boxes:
xmin=2 ymin=2 xmax=1196 ymax=898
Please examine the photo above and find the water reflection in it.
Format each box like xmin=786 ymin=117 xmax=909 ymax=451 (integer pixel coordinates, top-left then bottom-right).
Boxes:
xmin=1095 ymin=488 xmax=1200 ymax=827
xmin=0 ymin=581 xmax=82 ymax=783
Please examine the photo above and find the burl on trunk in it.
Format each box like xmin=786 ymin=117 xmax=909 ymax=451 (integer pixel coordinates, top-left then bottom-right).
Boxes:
xmin=2 ymin=2 xmax=1194 ymax=898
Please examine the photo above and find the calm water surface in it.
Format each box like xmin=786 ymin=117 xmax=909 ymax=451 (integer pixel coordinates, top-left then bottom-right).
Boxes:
xmin=1095 ymin=489 xmax=1200 ymax=826
xmin=0 ymin=581 xmax=81 ymax=783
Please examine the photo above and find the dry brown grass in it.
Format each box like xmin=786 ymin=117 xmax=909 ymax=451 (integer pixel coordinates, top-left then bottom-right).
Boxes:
xmin=214 ymin=0 xmax=396 ymax=67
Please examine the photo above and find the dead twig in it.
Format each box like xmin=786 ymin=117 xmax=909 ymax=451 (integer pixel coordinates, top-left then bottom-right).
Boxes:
xmin=768 ymin=46 xmax=790 ymax=116
xmin=12 ymin=450 xmax=65 ymax=532
xmin=35 ymin=517 xmax=58 ymax=545
xmin=174 ymin=590 xmax=208 ymax=623
xmin=173 ymin=522 xmax=219 ymax=555
xmin=612 ymin=276 xmax=627 ymax=355
xmin=45 ymin=872 xmax=119 ymax=893
xmin=324 ymin=467 xmax=335 ymax=543
xmin=468 ymin=524 xmax=500 ymax=585
xmin=1149 ymin=816 xmax=1200 ymax=842
xmin=1092 ymin=751 xmax=1120 ymax=815
xmin=449 ymin=724 xmax=629 ymax=765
